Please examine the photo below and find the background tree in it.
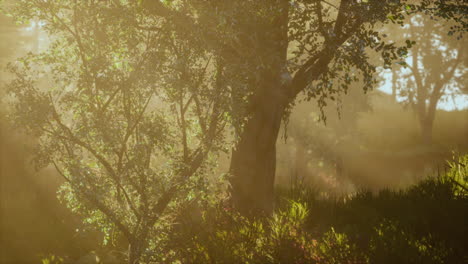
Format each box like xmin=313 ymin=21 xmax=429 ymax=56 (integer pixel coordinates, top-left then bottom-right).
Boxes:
xmin=394 ymin=15 xmax=467 ymax=144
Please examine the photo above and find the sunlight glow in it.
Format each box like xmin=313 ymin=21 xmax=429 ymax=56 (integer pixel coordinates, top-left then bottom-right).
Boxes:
xmin=379 ymin=69 xmax=468 ymax=111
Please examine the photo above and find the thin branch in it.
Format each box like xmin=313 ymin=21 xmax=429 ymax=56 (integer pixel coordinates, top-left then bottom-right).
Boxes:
xmin=52 ymin=160 xmax=72 ymax=183
xmin=147 ymin=60 xmax=226 ymax=225
xmin=139 ymin=0 xmax=239 ymax=60
xmin=49 ymin=102 xmax=141 ymax=220
xmin=316 ymin=0 xmax=329 ymax=42
xmin=179 ymin=91 xmax=189 ymax=162
xmin=289 ymin=1 xmax=362 ymax=101
xmin=117 ymin=94 xmax=153 ymax=173
xmin=322 ymin=0 xmax=339 ymax=10
xmin=135 ymin=25 xmax=162 ymax=31
xmin=52 ymin=160 xmax=133 ymax=240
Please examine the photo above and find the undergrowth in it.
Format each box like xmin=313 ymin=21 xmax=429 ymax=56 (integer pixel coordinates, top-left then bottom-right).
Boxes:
xmin=166 ymin=154 xmax=467 ymax=264
xmin=42 ymin=154 xmax=467 ymax=263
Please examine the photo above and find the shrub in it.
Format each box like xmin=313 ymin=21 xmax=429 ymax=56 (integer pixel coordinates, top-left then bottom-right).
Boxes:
xmin=131 ymin=154 xmax=468 ymax=263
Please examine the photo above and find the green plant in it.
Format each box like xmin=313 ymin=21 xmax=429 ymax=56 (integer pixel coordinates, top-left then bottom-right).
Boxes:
xmin=369 ymin=220 xmax=450 ymax=264
xmin=41 ymin=255 xmax=64 ymax=264
xmin=314 ymin=228 xmax=367 ymax=264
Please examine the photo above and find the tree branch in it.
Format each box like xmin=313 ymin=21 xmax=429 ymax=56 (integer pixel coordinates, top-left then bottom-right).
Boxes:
xmin=147 ymin=60 xmax=226 ymax=225
xmin=334 ymin=0 xmax=351 ymax=38
xmin=316 ymin=0 xmax=329 ymax=42
xmin=288 ymin=0 xmax=360 ymax=101
xmin=49 ymin=102 xmax=141 ymax=220
xmin=139 ymin=0 xmax=239 ymax=60
xmin=52 ymin=160 xmax=133 ymax=240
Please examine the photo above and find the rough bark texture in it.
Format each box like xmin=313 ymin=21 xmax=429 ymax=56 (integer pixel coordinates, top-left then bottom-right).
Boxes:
xmin=227 ymin=1 xmax=290 ymax=215
xmin=420 ymin=117 xmax=435 ymax=145
xmin=128 ymin=242 xmax=141 ymax=264
xmin=229 ymin=80 xmax=286 ymax=215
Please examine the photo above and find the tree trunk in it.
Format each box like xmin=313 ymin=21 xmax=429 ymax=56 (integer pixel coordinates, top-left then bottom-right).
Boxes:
xmin=229 ymin=76 xmax=287 ymax=215
xmin=227 ymin=1 xmax=289 ymax=215
xmin=391 ymin=67 xmax=398 ymax=101
xmin=128 ymin=240 xmax=143 ymax=264
xmin=420 ymin=118 xmax=434 ymax=145
xmin=419 ymin=92 xmax=437 ymax=146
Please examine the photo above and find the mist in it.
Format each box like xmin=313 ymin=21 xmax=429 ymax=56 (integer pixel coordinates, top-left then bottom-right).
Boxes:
xmin=1 ymin=1 xmax=467 ymax=264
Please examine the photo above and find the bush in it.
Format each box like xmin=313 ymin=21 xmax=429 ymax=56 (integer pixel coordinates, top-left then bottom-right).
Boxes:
xmin=166 ymin=154 xmax=467 ymax=264
xmin=368 ymin=220 xmax=450 ymax=264
xmin=58 ymin=154 xmax=467 ymax=263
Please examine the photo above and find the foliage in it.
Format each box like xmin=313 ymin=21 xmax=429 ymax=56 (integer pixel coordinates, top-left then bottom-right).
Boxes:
xmin=445 ymin=153 xmax=468 ymax=196
xmin=165 ymin=154 xmax=467 ymax=264
xmin=41 ymin=255 xmax=64 ymax=264
xmin=368 ymin=220 xmax=450 ymax=264
xmin=31 ymin=154 xmax=467 ymax=263
xmin=166 ymin=200 xmax=324 ymax=264
xmin=5 ymin=0 xmax=229 ymax=262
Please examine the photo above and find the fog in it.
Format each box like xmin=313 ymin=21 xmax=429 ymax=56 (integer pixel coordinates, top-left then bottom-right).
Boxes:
xmin=276 ymin=89 xmax=468 ymax=193
xmin=1 ymin=1 xmax=467 ymax=263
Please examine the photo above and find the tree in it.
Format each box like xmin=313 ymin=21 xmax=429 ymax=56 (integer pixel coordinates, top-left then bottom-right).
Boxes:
xmin=224 ymin=0 xmax=466 ymax=213
xmin=145 ymin=0 xmax=410 ymax=214
xmin=6 ymin=0 xmax=467 ymax=224
xmin=394 ymin=15 xmax=466 ymax=144
xmin=6 ymin=2 xmax=230 ymax=263
xmin=153 ymin=0 xmax=465 ymax=214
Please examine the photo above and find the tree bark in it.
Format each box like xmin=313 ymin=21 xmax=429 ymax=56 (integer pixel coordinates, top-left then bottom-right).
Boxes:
xmin=420 ymin=120 xmax=433 ymax=145
xmin=128 ymin=240 xmax=143 ymax=264
xmin=226 ymin=0 xmax=291 ymax=215
xmin=419 ymin=106 xmax=436 ymax=145
xmin=226 ymin=0 xmax=361 ymax=215
xmin=229 ymin=74 xmax=287 ymax=215
xmin=391 ymin=67 xmax=398 ymax=101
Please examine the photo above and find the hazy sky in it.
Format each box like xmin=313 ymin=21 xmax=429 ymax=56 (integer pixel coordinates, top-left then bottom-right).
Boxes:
xmin=379 ymin=69 xmax=468 ymax=111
